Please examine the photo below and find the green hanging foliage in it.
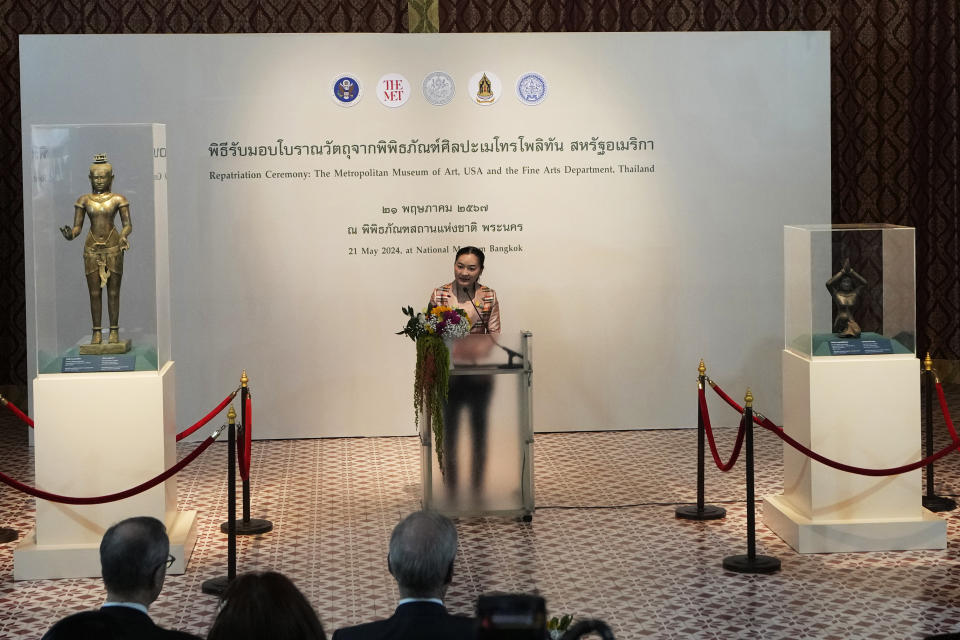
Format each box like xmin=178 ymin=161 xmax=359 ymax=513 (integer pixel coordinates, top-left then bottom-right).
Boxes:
xmin=414 ymin=334 xmax=450 ymax=470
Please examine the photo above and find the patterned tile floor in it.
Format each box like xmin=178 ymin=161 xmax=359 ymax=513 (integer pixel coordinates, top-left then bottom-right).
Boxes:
xmin=2 ymin=384 xmax=960 ymax=639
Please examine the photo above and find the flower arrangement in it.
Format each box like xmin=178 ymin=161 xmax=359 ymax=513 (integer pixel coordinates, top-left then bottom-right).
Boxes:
xmin=397 ymin=305 xmax=471 ymax=469
xmin=397 ymin=305 xmax=472 ymax=341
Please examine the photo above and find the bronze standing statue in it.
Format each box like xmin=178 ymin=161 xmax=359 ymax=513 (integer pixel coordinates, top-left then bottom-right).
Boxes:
xmin=60 ymin=154 xmax=132 ymax=353
xmin=825 ymin=257 xmax=867 ymax=339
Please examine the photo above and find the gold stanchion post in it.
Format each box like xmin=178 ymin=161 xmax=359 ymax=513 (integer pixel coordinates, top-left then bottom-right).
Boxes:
xmin=676 ymin=359 xmax=726 ymax=520
xmin=221 ymin=370 xmax=273 ymax=535
xmin=203 ymin=406 xmax=237 ymax=596
xmin=723 ymin=388 xmax=780 ymax=574
xmin=0 ymin=393 xmax=22 ymax=543
xmin=922 ymin=352 xmax=956 ymax=512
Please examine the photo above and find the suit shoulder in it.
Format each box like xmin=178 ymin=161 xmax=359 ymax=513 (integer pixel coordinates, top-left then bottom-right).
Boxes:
xmin=42 ymin=610 xmax=111 ymax=639
xmin=43 ymin=608 xmax=201 ymax=640
xmin=331 ymin=618 xmax=390 ymax=640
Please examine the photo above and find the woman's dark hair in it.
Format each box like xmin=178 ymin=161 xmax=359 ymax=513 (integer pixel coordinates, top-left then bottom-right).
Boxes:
xmin=455 ymin=245 xmax=485 ymax=269
xmin=208 ymin=571 xmax=326 ymax=640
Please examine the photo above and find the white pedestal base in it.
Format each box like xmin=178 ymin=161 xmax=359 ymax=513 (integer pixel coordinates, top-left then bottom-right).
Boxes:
xmin=14 ymin=510 xmax=198 ymax=580
xmin=764 ymin=494 xmax=945 ymax=553
xmin=14 ymin=361 xmax=198 ymax=579
xmin=763 ymin=349 xmax=946 ymax=553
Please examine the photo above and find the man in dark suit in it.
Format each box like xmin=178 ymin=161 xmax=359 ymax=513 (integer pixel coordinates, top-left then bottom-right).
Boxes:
xmin=42 ymin=516 xmax=199 ymax=640
xmin=332 ymin=510 xmax=475 ymax=640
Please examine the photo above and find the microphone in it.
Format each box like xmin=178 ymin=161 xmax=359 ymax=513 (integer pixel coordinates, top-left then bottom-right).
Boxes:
xmin=462 ymin=285 xmax=522 ymax=366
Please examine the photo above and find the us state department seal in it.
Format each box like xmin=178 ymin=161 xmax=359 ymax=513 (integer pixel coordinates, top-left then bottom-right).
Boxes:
xmin=422 ymin=71 xmax=455 ymax=107
xmin=331 ymin=74 xmax=362 ymax=107
xmin=516 ymin=72 xmax=547 ymax=105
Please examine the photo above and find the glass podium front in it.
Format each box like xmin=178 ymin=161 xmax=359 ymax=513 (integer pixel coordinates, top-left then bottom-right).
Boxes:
xmin=420 ymin=331 xmax=534 ymax=519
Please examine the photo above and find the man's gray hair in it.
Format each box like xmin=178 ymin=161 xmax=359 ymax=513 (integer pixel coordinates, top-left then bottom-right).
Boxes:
xmin=388 ymin=511 xmax=458 ymax=597
xmin=100 ymin=516 xmax=169 ymax=596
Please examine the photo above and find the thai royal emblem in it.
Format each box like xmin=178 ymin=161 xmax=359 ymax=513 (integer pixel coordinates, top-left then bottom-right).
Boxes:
xmin=469 ymin=71 xmax=501 ymax=105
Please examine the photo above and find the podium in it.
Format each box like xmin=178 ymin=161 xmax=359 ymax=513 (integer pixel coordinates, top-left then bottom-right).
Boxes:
xmin=421 ymin=331 xmax=534 ymax=519
xmin=763 ymin=224 xmax=945 ymax=552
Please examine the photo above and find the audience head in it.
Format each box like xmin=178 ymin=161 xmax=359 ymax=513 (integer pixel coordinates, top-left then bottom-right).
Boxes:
xmin=99 ymin=516 xmax=170 ymax=606
xmin=208 ymin=571 xmax=326 ymax=640
xmin=387 ymin=510 xmax=458 ymax=599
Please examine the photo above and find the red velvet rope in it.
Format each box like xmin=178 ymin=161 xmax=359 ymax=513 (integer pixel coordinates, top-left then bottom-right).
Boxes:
xmin=935 ymin=381 xmax=960 ymax=444
xmin=708 ymin=378 xmax=960 ymax=477
xmin=0 ymin=432 xmax=219 ymax=505
xmin=175 ymin=390 xmax=237 ymax=441
xmin=699 ymin=386 xmax=746 ymax=471
xmin=237 ymin=393 xmax=253 ymax=480
xmin=236 ymin=422 xmax=247 ymax=481
xmin=241 ymin=393 xmax=253 ymax=480
xmin=1 ymin=399 xmax=34 ymax=428
xmin=2 ymin=391 xmax=235 ymax=440
xmin=707 ymin=379 xmax=764 ymax=426
xmin=757 ymin=414 xmax=958 ymax=476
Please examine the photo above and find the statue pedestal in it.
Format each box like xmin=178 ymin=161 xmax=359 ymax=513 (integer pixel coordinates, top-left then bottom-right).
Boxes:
xmin=14 ymin=361 xmax=197 ymax=579
xmin=763 ymin=349 xmax=945 ymax=553
xmin=79 ymin=339 xmax=132 ymax=355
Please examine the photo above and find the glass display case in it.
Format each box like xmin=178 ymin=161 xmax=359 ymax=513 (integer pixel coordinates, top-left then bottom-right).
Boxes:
xmin=784 ymin=224 xmax=915 ymax=358
xmin=30 ymin=124 xmax=169 ymax=373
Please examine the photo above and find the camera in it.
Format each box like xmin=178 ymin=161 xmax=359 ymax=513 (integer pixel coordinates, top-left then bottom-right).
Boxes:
xmin=476 ymin=593 xmax=547 ymax=640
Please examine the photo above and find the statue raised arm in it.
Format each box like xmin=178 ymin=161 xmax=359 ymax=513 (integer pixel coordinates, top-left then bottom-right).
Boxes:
xmin=825 ymin=258 xmax=867 ymax=338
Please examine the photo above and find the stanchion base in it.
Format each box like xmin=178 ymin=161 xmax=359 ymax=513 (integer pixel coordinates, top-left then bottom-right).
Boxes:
xmin=675 ymin=505 xmax=726 ymax=520
xmin=923 ymin=495 xmax=957 ymax=512
xmin=221 ymin=518 xmax=273 ymax=535
xmin=201 ymin=575 xmax=231 ymax=596
xmin=722 ymin=554 xmax=781 ymax=574
xmin=0 ymin=528 xmax=19 ymax=543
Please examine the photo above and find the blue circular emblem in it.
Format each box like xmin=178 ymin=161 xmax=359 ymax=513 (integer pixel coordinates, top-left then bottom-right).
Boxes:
xmin=331 ymin=74 xmax=362 ymax=107
xmin=516 ymin=72 xmax=547 ymax=106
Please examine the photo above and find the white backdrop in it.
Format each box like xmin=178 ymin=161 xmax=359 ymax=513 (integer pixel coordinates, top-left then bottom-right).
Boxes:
xmin=21 ymin=32 xmax=831 ymax=437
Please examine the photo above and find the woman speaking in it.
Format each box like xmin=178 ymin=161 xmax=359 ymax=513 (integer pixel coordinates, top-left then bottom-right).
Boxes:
xmin=428 ymin=246 xmax=500 ymax=334
xmin=428 ymin=246 xmax=500 ymax=494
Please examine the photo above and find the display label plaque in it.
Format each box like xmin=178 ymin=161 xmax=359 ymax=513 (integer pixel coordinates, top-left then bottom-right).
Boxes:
xmin=62 ymin=355 xmax=136 ymax=373
xmin=827 ymin=338 xmax=894 ymax=356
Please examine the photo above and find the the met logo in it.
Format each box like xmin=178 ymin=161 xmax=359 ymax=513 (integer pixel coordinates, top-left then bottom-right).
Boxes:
xmin=377 ymin=73 xmax=410 ymax=108
xmin=383 ymin=79 xmax=404 ymax=100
